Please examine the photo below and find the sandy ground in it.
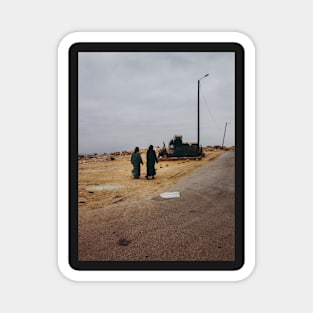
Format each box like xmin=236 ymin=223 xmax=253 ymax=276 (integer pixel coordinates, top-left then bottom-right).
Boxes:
xmin=78 ymin=150 xmax=235 ymax=262
xmin=77 ymin=147 xmax=235 ymax=261
xmin=78 ymin=147 xmax=228 ymax=212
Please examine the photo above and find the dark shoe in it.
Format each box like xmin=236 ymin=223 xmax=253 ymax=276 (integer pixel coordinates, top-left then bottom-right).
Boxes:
xmin=145 ymin=176 xmax=149 ymax=180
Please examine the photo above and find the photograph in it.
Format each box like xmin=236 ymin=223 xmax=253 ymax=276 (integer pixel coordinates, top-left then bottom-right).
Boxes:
xmin=72 ymin=45 xmax=242 ymax=269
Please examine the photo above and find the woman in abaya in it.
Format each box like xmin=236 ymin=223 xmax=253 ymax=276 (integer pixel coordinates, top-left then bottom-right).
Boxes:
xmin=131 ymin=147 xmax=143 ymax=179
xmin=145 ymin=145 xmax=158 ymax=179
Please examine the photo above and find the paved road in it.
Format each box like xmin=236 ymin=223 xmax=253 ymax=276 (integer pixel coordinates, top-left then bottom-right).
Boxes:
xmin=79 ymin=151 xmax=235 ymax=261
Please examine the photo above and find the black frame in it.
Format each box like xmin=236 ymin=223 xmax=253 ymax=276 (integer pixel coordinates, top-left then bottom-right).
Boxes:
xmin=69 ymin=42 xmax=244 ymax=271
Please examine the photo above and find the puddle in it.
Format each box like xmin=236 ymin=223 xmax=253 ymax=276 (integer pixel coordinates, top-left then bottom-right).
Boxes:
xmin=86 ymin=184 xmax=124 ymax=191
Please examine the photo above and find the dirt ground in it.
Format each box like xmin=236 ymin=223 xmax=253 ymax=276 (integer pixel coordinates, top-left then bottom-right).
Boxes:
xmin=78 ymin=148 xmax=235 ymax=261
xmin=78 ymin=147 xmax=231 ymax=213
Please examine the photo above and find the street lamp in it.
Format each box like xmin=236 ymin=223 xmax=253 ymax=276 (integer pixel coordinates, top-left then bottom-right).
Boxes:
xmin=222 ymin=122 xmax=231 ymax=149
xmin=197 ymin=73 xmax=209 ymax=148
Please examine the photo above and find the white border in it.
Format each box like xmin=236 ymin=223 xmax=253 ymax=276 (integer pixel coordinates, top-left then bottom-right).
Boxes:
xmin=58 ymin=32 xmax=255 ymax=282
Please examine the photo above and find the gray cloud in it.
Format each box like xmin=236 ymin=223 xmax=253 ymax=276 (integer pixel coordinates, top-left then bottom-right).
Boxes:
xmin=78 ymin=52 xmax=235 ymax=154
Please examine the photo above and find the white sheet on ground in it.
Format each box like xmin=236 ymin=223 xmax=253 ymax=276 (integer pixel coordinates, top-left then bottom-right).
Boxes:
xmin=160 ymin=191 xmax=180 ymax=199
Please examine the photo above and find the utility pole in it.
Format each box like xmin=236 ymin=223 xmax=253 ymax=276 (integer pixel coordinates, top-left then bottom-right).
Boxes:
xmin=222 ymin=122 xmax=230 ymax=149
xmin=197 ymin=79 xmax=200 ymax=147
xmin=197 ymin=73 xmax=209 ymax=149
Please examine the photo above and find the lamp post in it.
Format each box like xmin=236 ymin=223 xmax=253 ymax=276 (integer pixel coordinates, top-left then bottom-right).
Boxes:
xmin=222 ymin=122 xmax=231 ymax=149
xmin=197 ymin=73 xmax=209 ymax=148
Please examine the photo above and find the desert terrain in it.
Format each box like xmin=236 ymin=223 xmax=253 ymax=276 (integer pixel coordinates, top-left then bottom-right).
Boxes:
xmin=78 ymin=146 xmax=229 ymax=212
xmin=78 ymin=147 xmax=235 ymax=262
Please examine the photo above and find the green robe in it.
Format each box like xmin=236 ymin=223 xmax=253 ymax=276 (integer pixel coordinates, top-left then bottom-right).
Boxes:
xmin=131 ymin=152 xmax=143 ymax=178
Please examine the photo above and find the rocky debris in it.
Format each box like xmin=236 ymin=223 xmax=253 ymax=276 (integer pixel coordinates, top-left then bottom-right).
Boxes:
xmin=213 ymin=145 xmax=221 ymax=149
xmin=118 ymin=239 xmax=130 ymax=246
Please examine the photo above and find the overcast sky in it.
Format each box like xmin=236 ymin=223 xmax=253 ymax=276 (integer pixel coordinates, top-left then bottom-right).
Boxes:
xmin=78 ymin=52 xmax=235 ymax=154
